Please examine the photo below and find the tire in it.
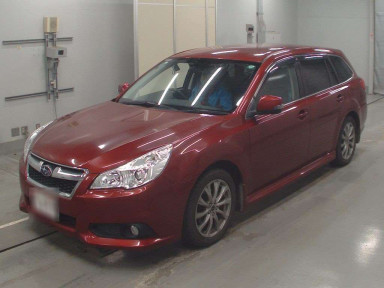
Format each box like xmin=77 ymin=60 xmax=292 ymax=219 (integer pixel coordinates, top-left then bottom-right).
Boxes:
xmin=182 ymin=169 xmax=236 ymax=248
xmin=332 ymin=116 xmax=357 ymax=167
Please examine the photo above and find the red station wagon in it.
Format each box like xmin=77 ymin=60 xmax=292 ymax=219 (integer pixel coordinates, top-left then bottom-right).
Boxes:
xmin=19 ymin=45 xmax=367 ymax=249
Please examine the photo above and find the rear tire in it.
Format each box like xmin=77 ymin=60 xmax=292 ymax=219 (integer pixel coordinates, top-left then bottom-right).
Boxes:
xmin=182 ymin=169 xmax=235 ymax=248
xmin=332 ymin=116 xmax=357 ymax=167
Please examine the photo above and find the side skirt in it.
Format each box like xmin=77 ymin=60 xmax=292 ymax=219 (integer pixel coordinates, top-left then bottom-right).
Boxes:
xmin=245 ymin=151 xmax=336 ymax=206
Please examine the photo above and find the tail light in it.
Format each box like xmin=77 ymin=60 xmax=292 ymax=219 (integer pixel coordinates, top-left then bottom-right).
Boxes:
xmin=359 ymin=78 xmax=366 ymax=91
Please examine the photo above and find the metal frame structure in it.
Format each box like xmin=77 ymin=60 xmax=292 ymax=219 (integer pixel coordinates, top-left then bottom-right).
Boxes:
xmin=2 ymin=36 xmax=74 ymax=104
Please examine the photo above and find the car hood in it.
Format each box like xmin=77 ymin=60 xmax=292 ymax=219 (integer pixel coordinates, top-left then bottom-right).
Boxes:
xmin=31 ymin=101 xmax=222 ymax=172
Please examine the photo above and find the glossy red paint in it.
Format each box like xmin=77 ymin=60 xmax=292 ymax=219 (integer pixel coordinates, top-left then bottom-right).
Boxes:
xmin=19 ymin=45 xmax=367 ymax=250
xmin=257 ymin=95 xmax=283 ymax=114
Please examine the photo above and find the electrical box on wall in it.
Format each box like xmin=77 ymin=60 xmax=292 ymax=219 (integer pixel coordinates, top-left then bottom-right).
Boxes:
xmin=43 ymin=17 xmax=59 ymax=33
xmin=46 ymin=46 xmax=67 ymax=58
xmin=246 ymin=24 xmax=255 ymax=44
xmin=246 ymin=24 xmax=255 ymax=35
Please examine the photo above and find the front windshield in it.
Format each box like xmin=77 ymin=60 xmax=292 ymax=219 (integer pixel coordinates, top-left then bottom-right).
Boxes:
xmin=119 ymin=58 xmax=260 ymax=115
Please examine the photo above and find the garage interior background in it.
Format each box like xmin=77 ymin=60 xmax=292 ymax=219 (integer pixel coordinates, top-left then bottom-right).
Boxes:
xmin=0 ymin=0 xmax=379 ymax=154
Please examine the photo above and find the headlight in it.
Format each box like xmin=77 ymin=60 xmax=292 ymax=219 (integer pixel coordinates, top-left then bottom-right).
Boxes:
xmin=23 ymin=121 xmax=53 ymax=162
xmin=90 ymin=144 xmax=173 ymax=190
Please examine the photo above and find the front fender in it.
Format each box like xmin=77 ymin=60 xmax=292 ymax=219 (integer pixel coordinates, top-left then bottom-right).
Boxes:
xmin=171 ymin=116 xmax=251 ymax=196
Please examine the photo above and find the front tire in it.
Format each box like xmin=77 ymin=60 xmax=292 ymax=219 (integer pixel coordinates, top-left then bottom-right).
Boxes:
xmin=182 ymin=169 xmax=235 ymax=247
xmin=332 ymin=116 xmax=357 ymax=167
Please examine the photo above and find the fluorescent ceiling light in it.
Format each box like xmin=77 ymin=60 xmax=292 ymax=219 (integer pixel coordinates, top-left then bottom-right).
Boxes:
xmin=191 ymin=67 xmax=222 ymax=106
xmin=212 ymin=50 xmax=238 ymax=55
xmin=158 ymin=73 xmax=179 ymax=105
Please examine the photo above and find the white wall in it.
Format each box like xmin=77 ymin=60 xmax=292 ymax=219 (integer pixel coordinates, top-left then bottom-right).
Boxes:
xmin=297 ymin=0 xmax=372 ymax=89
xmin=217 ymin=0 xmax=257 ymax=46
xmin=0 ymin=0 xmax=135 ymax=145
xmin=217 ymin=0 xmax=298 ymax=46
xmin=375 ymin=0 xmax=384 ymax=94
xmin=263 ymin=0 xmax=298 ymax=44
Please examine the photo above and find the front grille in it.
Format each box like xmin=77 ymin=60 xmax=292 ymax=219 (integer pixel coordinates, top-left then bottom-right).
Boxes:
xmin=28 ymin=166 xmax=77 ymax=194
xmin=27 ymin=154 xmax=88 ymax=197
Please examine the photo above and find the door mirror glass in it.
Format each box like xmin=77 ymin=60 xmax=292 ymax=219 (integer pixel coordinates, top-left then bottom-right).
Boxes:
xmin=118 ymin=82 xmax=130 ymax=94
xmin=257 ymin=95 xmax=283 ymax=115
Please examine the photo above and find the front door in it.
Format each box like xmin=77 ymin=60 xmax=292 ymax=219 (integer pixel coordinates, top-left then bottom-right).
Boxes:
xmin=248 ymin=58 xmax=310 ymax=192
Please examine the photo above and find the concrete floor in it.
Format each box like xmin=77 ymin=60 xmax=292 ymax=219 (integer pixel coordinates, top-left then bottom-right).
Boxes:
xmin=1 ymin=94 xmax=384 ymax=288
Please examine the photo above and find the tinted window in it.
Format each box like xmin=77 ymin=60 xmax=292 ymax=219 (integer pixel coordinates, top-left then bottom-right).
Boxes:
xmin=257 ymin=60 xmax=300 ymax=104
xmin=330 ymin=56 xmax=353 ymax=83
xmin=299 ymin=57 xmax=332 ymax=96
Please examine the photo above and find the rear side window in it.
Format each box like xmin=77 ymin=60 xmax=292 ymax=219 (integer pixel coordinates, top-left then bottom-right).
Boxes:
xmin=299 ymin=57 xmax=333 ymax=96
xmin=329 ymin=56 xmax=353 ymax=83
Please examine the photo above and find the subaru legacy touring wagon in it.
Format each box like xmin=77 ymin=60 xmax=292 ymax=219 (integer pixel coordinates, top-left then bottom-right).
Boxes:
xmin=19 ymin=45 xmax=367 ymax=249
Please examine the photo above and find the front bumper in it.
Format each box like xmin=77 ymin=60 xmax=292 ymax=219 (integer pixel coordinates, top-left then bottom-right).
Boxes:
xmin=19 ymin=158 xmax=193 ymax=250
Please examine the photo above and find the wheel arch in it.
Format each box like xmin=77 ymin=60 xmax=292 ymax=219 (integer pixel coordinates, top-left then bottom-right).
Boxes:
xmin=198 ymin=160 xmax=245 ymax=212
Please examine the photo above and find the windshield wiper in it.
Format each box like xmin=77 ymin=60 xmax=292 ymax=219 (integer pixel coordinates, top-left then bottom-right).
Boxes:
xmin=121 ymin=100 xmax=229 ymax=115
xmin=121 ymin=100 xmax=178 ymax=111
xmin=176 ymin=107 xmax=230 ymax=115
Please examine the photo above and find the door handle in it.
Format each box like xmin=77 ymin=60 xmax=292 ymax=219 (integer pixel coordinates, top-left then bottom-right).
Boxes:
xmin=337 ymin=94 xmax=344 ymax=103
xmin=298 ymin=110 xmax=308 ymax=120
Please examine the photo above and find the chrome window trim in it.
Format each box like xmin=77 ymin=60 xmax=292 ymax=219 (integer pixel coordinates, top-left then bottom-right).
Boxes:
xmin=245 ymin=53 xmax=355 ymax=119
xmin=26 ymin=153 xmax=89 ymax=199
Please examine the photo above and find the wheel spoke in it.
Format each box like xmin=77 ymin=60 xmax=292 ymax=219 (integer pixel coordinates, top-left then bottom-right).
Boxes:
xmin=206 ymin=215 xmax=214 ymax=236
xmin=212 ymin=181 xmax=220 ymax=202
xmin=348 ymin=125 xmax=353 ymax=137
xmin=196 ymin=208 xmax=210 ymax=219
xmin=216 ymin=186 xmax=227 ymax=203
xmin=343 ymin=145 xmax=349 ymax=158
xmin=198 ymin=197 xmax=209 ymax=208
xmin=197 ymin=214 xmax=210 ymax=232
xmin=216 ymin=208 xmax=228 ymax=219
xmin=217 ymin=198 xmax=231 ymax=207
xmin=204 ymin=186 xmax=213 ymax=202
xmin=213 ymin=213 xmax=220 ymax=229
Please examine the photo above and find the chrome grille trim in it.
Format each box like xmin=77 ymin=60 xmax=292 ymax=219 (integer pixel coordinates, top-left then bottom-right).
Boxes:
xmin=26 ymin=153 xmax=89 ymax=199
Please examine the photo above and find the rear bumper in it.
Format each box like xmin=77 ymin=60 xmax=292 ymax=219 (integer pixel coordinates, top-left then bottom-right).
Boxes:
xmin=19 ymin=158 xmax=193 ymax=250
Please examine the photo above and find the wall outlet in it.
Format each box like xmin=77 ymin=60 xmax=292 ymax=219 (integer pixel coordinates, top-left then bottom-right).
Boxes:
xmin=21 ymin=126 xmax=29 ymax=136
xmin=11 ymin=128 xmax=20 ymax=137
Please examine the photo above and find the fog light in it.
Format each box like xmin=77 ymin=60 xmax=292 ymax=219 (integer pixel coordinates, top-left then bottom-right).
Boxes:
xmin=130 ymin=225 xmax=139 ymax=237
xmin=90 ymin=223 xmax=156 ymax=239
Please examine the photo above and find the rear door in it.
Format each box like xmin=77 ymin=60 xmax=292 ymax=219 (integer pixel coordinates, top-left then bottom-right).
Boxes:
xmin=298 ymin=55 xmax=342 ymax=161
xmin=248 ymin=57 xmax=311 ymax=191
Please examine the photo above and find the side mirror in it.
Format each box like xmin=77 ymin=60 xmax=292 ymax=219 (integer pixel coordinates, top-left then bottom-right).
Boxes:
xmin=257 ymin=95 xmax=283 ymax=115
xmin=118 ymin=82 xmax=130 ymax=94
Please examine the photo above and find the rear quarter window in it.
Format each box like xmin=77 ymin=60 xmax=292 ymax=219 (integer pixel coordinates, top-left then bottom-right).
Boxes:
xmin=329 ymin=56 xmax=353 ymax=83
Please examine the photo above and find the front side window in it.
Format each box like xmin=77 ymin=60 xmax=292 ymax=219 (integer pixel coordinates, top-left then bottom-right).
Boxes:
xmin=119 ymin=59 xmax=260 ymax=115
xmin=299 ymin=56 xmax=333 ymax=96
xmin=257 ymin=59 xmax=300 ymax=104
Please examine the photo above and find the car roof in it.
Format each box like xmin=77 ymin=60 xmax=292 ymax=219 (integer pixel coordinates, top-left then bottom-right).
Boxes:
xmin=171 ymin=44 xmax=344 ymax=63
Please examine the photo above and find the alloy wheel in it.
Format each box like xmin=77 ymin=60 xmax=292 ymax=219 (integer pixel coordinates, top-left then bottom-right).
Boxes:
xmin=195 ymin=179 xmax=232 ymax=238
xmin=341 ymin=122 xmax=356 ymax=160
